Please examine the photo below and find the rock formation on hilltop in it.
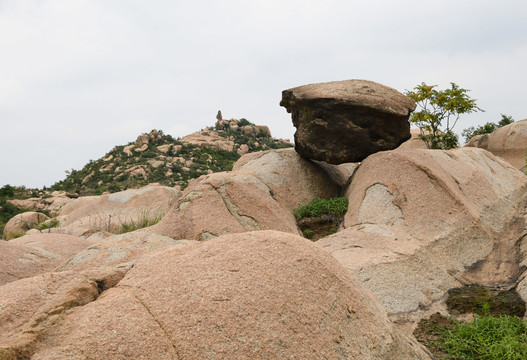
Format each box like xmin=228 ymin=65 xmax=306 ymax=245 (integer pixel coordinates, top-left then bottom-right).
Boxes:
xmin=49 ymin=118 xmax=292 ymax=196
xmin=280 ymin=79 xmax=415 ymax=164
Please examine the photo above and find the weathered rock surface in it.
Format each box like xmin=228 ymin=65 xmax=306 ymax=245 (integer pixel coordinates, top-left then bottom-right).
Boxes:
xmin=465 ymin=133 xmax=489 ymax=149
xmin=465 ymin=118 xmax=527 ymax=169
xmin=14 ymin=231 xmax=431 ymax=359
xmin=150 ymin=172 xmax=300 ymax=240
xmin=233 ymin=148 xmax=340 ymax=211
xmin=0 ymin=266 xmax=130 ymax=359
xmin=397 ymin=128 xmax=429 ymax=150
xmin=3 ymin=212 xmax=49 ymax=239
xmin=0 ymin=233 xmax=95 ymax=285
xmin=180 ymin=129 xmax=235 ymax=151
xmin=280 ymin=79 xmax=415 ymax=164
xmin=311 ymin=160 xmax=360 ymax=188
xmin=58 ymin=231 xmax=193 ymax=272
xmin=57 ymin=185 xmax=180 ymax=234
xmin=318 ymin=147 xmax=527 ymax=330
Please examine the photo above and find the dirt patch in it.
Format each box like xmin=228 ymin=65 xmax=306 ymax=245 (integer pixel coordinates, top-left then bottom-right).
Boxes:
xmin=413 ymin=313 xmax=455 ymax=360
xmin=297 ymin=214 xmax=343 ymax=241
xmin=447 ymin=284 xmax=525 ymax=317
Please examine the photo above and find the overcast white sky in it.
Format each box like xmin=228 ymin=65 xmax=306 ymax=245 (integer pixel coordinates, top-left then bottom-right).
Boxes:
xmin=1 ymin=0 xmax=526 ymax=188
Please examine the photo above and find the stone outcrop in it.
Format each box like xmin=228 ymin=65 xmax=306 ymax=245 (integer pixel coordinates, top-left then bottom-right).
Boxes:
xmin=150 ymin=172 xmax=300 ymax=240
xmin=57 ymin=185 xmax=180 ymax=234
xmin=280 ymin=79 xmax=415 ymax=164
xmin=311 ymin=160 xmax=360 ymax=188
xmin=3 ymin=212 xmax=49 ymax=239
xmin=397 ymin=128 xmax=429 ymax=150
xmin=180 ymin=129 xmax=235 ymax=151
xmin=58 ymin=231 xmax=193 ymax=272
xmin=318 ymin=147 xmax=527 ymax=331
xmin=0 ymin=233 xmax=95 ymax=285
xmin=233 ymin=148 xmax=340 ymax=211
xmin=465 ymin=118 xmax=527 ymax=170
xmin=7 ymin=191 xmax=73 ymax=216
xmin=0 ymin=266 xmax=130 ymax=359
xmin=3 ymin=231 xmax=431 ymax=359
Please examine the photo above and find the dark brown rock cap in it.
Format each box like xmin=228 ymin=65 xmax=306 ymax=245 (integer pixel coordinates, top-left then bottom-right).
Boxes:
xmin=280 ymin=79 xmax=416 ymax=164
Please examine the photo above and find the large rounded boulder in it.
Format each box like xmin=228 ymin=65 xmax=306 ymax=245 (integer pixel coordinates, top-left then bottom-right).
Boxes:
xmin=10 ymin=231 xmax=432 ymax=359
xmin=233 ymin=148 xmax=340 ymax=210
xmin=57 ymin=185 xmax=180 ymax=234
xmin=0 ymin=233 xmax=95 ymax=285
xmin=319 ymin=147 xmax=527 ymax=325
xmin=280 ymin=79 xmax=415 ymax=164
xmin=150 ymin=172 xmax=300 ymax=240
xmin=3 ymin=212 xmax=49 ymax=240
xmin=465 ymin=118 xmax=527 ymax=170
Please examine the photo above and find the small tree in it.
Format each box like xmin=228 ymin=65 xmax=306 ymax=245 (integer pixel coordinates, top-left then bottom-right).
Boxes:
xmin=405 ymin=82 xmax=483 ymax=149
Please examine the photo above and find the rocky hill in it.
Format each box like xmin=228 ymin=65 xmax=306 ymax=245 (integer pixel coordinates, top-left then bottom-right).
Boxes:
xmin=1 ymin=80 xmax=527 ymax=359
xmin=50 ymin=118 xmax=291 ymax=195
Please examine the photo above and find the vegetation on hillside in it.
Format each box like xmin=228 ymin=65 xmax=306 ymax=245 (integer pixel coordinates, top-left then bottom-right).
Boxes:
xmin=50 ymin=123 xmax=291 ymax=196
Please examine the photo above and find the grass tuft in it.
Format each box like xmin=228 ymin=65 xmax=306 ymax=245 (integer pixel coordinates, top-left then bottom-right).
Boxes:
xmin=118 ymin=211 xmax=164 ymax=234
xmin=293 ymin=197 xmax=348 ymax=220
xmin=436 ymin=311 xmax=527 ymax=359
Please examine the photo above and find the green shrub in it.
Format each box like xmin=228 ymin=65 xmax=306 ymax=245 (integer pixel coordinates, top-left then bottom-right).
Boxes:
xmin=302 ymin=229 xmax=314 ymax=239
xmin=437 ymin=310 xmax=527 ymax=359
xmin=462 ymin=114 xmax=514 ymax=143
xmin=294 ymin=197 xmax=349 ymax=220
xmin=34 ymin=218 xmax=60 ymax=232
xmin=237 ymin=118 xmax=254 ymax=127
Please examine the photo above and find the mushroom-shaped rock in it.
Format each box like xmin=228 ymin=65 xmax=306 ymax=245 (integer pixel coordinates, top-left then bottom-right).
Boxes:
xmin=26 ymin=231 xmax=432 ymax=359
xmin=280 ymin=79 xmax=415 ymax=164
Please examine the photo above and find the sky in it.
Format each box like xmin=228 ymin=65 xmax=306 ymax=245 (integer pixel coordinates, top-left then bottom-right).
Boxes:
xmin=1 ymin=0 xmax=526 ymax=188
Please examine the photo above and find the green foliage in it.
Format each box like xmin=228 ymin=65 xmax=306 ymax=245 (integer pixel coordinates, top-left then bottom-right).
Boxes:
xmin=237 ymin=118 xmax=254 ymax=127
xmin=405 ymin=82 xmax=483 ymax=149
xmin=302 ymin=229 xmax=314 ymax=239
xmin=33 ymin=218 xmax=60 ymax=232
xmin=294 ymin=197 xmax=349 ymax=220
xmin=462 ymin=114 xmax=514 ymax=143
xmin=117 ymin=212 xmax=164 ymax=234
xmin=499 ymin=114 xmax=515 ymax=127
xmin=0 ymin=185 xmax=15 ymax=198
xmin=436 ymin=312 xmax=527 ymax=359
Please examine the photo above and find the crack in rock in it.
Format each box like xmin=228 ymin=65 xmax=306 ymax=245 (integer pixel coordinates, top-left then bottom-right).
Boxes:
xmin=210 ymin=183 xmax=260 ymax=232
